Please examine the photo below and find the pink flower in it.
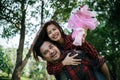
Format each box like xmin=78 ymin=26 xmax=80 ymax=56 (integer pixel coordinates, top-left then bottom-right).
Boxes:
xmin=68 ymin=5 xmax=99 ymax=46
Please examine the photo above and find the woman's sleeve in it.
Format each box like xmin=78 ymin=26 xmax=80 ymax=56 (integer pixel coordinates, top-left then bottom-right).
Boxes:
xmin=47 ymin=62 xmax=64 ymax=75
xmin=82 ymin=40 xmax=105 ymax=67
xmin=82 ymin=40 xmax=98 ymax=58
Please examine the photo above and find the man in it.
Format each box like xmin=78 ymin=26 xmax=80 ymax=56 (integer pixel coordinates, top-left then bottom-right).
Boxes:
xmin=33 ymin=40 xmax=110 ymax=80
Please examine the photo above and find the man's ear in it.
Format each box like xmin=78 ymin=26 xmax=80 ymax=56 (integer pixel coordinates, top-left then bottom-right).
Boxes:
xmin=42 ymin=57 xmax=46 ymax=61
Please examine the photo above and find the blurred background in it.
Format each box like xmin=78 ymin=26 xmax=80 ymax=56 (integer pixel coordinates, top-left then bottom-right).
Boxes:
xmin=0 ymin=0 xmax=120 ymax=80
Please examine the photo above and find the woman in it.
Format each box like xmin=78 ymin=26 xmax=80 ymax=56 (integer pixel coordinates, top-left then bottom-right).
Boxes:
xmin=33 ymin=20 xmax=110 ymax=80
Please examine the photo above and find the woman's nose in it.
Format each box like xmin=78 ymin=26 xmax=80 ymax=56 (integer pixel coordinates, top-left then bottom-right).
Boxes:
xmin=51 ymin=31 xmax=56 ymax=35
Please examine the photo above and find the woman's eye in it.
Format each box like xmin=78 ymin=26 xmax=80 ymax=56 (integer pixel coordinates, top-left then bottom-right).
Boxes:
xmin=48 ymin=31 xmax=51 ymax=35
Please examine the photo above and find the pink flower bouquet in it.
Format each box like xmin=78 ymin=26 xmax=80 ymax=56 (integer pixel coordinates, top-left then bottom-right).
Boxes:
xmin=68 ymin=5 xmax=99 ymax=46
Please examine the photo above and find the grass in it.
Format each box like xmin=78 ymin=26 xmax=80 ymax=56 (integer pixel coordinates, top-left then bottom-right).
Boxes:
xmin=0 ymin=72 xmax=30 ymax=80
xmin=0 ymin=72 xmax=11 ymax=80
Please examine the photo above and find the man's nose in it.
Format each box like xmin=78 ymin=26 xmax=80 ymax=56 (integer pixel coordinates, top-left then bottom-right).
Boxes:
xmin=49 ymin=49 xmax=54 ymax=53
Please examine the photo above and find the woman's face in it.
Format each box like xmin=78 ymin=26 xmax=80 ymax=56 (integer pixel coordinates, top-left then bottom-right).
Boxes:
xmin=47 ymin=24 xmax=62 ymax=42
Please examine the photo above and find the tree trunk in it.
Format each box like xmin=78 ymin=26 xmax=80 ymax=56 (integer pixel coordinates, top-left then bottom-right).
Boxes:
xmin=41 ymin=0 xmax=44 ymax=25
xmin=12 ymin=0 xmax=45 ymax=79
xmin=12 ymin=67 xmax=22 ymax=80
xmin=12 ymin=0 xmax=26 ymax=80
xmin=12 ymin=47 xmax=32 ymax=80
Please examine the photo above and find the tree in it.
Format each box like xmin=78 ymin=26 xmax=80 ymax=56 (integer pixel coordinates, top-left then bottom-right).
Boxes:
xmin=0 ymin=0 xmax=44 ymax=79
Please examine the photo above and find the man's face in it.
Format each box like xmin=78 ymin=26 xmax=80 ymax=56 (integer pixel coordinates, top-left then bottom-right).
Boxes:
xmin=40 ymin=41 xmax=61 ymax=62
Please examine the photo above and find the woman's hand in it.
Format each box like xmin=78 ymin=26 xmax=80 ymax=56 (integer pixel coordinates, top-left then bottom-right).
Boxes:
xmin=62 ymin=53 xmax=82 ymax=66
xmin=82 ymin=28 xmax=87 ymax=43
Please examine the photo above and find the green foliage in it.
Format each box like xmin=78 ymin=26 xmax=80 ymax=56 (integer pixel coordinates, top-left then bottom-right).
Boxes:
xmin=0 ymin=0 xmax=39 ymax=39
xmin=0 ymin=72 xmax=30 ymax=80
xmin=0 ymin=72 xmax=11 ymax=80
xmin=0 ymin=46 xmax=12 ymax=77
xmin=48 ymin=0 xmax=79 ymax=22
xmin=21 ymin=51 xmax=55 ymax=80
xmin=28 ymin=61 xmax=47 ymax=79
xmin=0 ymin=0 xmax=21 ymax=38
xmin=2 ymin=24 xmax=19 ymax=38
xmin=85 ymin=0 xmax=120 ymax=79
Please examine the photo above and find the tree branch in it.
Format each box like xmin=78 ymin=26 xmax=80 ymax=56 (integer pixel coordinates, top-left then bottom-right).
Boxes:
xmin=0 ymin=15 xmax=21 ymax=30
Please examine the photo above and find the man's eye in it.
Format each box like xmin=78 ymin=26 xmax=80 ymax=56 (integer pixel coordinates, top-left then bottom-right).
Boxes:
xmin=50 ymin=44 xmax=54 ymax=49
xmin=43 ymin=51 xmax=48 ymax=55
xmin=50 ymin=45 xmax=53 ymax=49
xmin=53 ymin=28 xmax=56 ymax=31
